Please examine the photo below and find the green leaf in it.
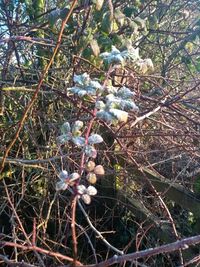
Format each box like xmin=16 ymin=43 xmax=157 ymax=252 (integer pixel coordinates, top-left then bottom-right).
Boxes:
xmin=128 ymin=20 xmax=139 ymax=33
xmin=112 ymin=34 xmax=123 ymax=46
xmin=93 ymin=9 xmax=104 ymax=23
xmin=90 ymin=39 xmax=100 ymax=56
xmin=133 ymin=17 xmax=146 ymax=31
xmin=82 ymin=47 xmax=93 ymax=60
xmin=60 ymin=8 xmax=69 ymax=20
xmin=48 ymin=9 xmax=61 ymax=27
xmin=114 ymin=9 xmax=125 ymax=27
xmin=123 ymin=7 xmax=137 ymax=18
xmin=196 ymin=57 xmax=200 ymax=72
xmin=101 ymin=12 xmax=113 ymax=34
xmin=93 ymin=0 xmax=104 ymax=11
xmin=98 ymin=35 xmax=112 ymax=50
xmin=148 ymin=15 xmax=159 ymax=28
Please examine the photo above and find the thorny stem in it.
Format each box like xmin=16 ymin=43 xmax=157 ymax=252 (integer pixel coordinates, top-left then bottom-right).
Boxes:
xmin=66 ymin=214 xmax=98 ymax=264
xmin=79 ymin=109 xmax=97 ymax=174
xmin=74 ymin=65 xmax=115 ymax=261
xmin=71 ymin=196 xmax=78 ymax=266
xmin=79 ymin=65 xmax=113 ymax=173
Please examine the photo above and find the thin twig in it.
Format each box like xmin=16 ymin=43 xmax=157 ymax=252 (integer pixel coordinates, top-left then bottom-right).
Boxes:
xmin=0 ymin=0 xmax=78 ymax=173
xmin=2 ymin=180 xmax=45 ymax=267
xmin=0 ymin=254 xmax=38 ymax=267
xmin=78 ymin=201 xmax=124 ymax=255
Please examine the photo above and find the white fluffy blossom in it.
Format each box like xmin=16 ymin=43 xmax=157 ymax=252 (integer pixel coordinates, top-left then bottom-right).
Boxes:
xmin=77 ymin=185 xmax=97 ymax=204
xmin=56 ymin=171 xmax=80 ymax=191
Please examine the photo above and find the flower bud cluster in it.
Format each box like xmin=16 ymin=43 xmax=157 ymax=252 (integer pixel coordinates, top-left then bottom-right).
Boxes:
xmin=85 ymin=160 xmax=105 ymax=184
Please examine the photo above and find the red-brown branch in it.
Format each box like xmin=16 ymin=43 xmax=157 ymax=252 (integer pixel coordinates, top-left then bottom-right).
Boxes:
xmin=71 ymin=196 xmax=78 ymax=266
xmin=0 ymin=241 xmax=82 ymax=265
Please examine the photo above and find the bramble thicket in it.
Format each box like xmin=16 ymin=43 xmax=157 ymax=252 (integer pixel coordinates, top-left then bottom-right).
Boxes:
xmin=0 ymin=0 xmax=200 ymax=266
